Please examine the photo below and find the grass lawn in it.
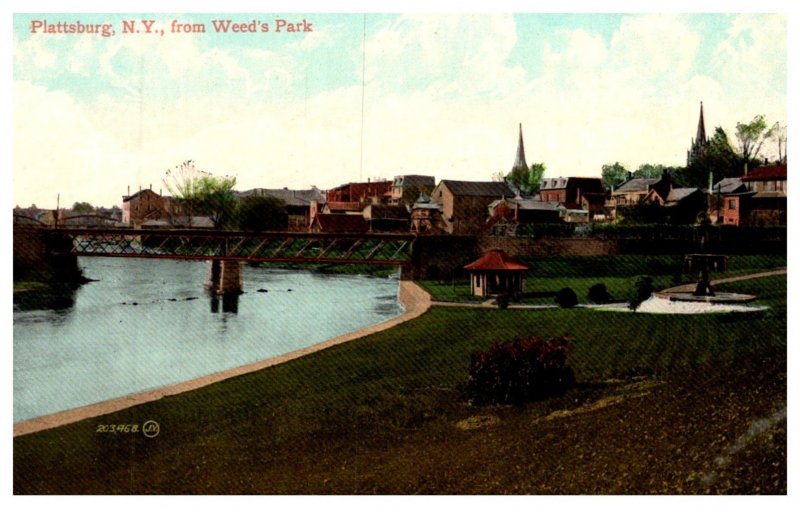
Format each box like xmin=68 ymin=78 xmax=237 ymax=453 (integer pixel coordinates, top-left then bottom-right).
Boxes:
xmin=13 ymin=274 xmax=786 ymax=494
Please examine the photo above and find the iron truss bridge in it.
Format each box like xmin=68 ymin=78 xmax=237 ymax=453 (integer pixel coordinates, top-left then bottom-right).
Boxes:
xmin=47 ymin=228 xmax=416 ymax=266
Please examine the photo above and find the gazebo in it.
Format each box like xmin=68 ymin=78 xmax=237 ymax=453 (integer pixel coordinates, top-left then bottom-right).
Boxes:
xmin=464 ymin=249 xmax=529 ymax=298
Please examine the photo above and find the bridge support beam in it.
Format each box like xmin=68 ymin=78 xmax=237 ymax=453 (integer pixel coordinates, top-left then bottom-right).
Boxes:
xmin=205 ymin=260 xmax=242 ymax=296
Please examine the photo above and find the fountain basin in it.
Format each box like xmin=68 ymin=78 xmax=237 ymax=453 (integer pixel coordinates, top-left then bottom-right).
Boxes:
xmin=654 ymin=291 xmax=757 ymax=304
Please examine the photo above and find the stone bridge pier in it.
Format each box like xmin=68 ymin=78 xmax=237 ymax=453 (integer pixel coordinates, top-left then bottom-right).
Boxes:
xmin=205 ymin=260 xmax=243 ymax=296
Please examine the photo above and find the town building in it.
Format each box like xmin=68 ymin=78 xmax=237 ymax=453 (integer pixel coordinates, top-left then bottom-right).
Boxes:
xmin=720 ymin=164 xmax=787 ymax=226
xmin=538 ymin=177 xmax=606 ymax=217
xmin=389 ymin=175 xmax=436 ymax=206
xmin=409 ymin=194 xmax=445 ymax=234
xmin=485 ymin=197 xmax=563 ymax=235
xmin=122 ymin=188 xmax=181 ymax=226
xmin=642 ymin=187 xmax=707 ymax=224
xmin=464 ymin=249 xmax=529 ymax=298
xmin=611 ymin=173 xmax=672 ymax=208
xmin=430 ymin=179 xmax=514 ymax=234
xmin=309 ymin=213 xmax=369 ymax=233
xmin=326 ymin=179 xmax=393 ymax=206
xmin=362 ymin=204 xmax=410 ymax=232
xmin=238 ymin=187 xmax=325 ymax=231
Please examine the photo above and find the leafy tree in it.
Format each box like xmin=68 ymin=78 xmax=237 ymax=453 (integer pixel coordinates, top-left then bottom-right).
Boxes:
xmin=678 ymin=127 xmax=742 ymax=188
xmin=601 ymin=162 xmax=629 ymax=190
xmin=735 ymin=115 xmax=776 ymax=171
xmin=162 ymin=160 xmax=237 ymax=228
xmin=527 ymin=163 xmax=546 ymax=195
xmin=71 ymin=201 xmax=94 ymax=213
xmin=236 ymin=196 xmax=288 ymax=231
xmin=633 ymin=164 xmax=665 ymax=179
xmin=498 ymin=162 xmax=546 ymax=196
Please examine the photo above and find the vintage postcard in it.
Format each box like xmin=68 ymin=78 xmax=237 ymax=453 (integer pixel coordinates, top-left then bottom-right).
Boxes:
xmin=9 ymin=3 xmax=791 ymax=497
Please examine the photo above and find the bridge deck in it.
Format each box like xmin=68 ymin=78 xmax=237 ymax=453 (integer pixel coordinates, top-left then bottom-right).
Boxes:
xmin=46 ymin=228 xmax=415 ymax=266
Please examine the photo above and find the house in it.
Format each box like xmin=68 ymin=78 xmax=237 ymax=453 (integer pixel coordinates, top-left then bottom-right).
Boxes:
xmin=485 ymin=197 xmax=563 ymax=235
xmin=710 ymin=178 xmax=748 ymax=224
xmin=326 ymin=180 xmax=393 ymax=206
xmin=538 ymin=177 xmax=606 ymax=216
xmin=723 ymin=164 xmax=788 ymax=226
xmin=309 ymin=213 xmax=369 ymax=233
xmin=643 ymin=187 xmax=707 ymax=224
xmin=323 ymin=201 xmax=362 ymax=214
xmin=430 ymin=180 xmax=514 ymax=234
xmin=409 ymin=194 xmax=446 ymax=234
xmin=611 ymin=173 xmax=672 ymax=207
xmin=237 ymin=187 xmax=325 ymax=231
xmin=122 ymin=188 xmax=180 ymax=226
xmin=389 ymin=175 xmax=436 ymax=205
xmin=464 ymin=249 xmax=529 ymax=298
xmin=362 ymin=204 xmax=410 ymax=232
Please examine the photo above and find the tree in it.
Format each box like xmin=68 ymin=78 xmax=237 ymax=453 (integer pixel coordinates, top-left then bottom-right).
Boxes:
xmin=236 ymin=196 xmax=288 ymax=231
xmin=678 ymin=127 xmax=742 ymax=188
xmin=601 ymin=162 xmax=629 ymax=190
xmin=162 ymin=160 xmax=238 ymax=228
xmin=735 ymin=115 xmax=776 ymax=171
xmin=71 ymin=201 xmax=94 ymax=213
xmin=633 ymin=164 xmax=665 ymax=179
xmin=498 ymin=162 xmax=546 ymax=196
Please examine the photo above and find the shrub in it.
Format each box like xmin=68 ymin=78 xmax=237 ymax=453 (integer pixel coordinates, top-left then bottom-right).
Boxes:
xmin=587 ymin=283 xmax=611 ymax=304
xmin=496 ymin=293 xmax=510 ymax=309
xmin=464 ymin=335 xmax=575 ymax=405
xmin=628 ymin=275 xmax=654 ymax=311
xmin=555 ymin=287 xmax=578 ymax=308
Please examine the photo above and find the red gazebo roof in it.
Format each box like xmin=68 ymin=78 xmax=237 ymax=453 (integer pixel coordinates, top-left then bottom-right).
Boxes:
xmin=464 ymin=249 xmax=529 ymax=271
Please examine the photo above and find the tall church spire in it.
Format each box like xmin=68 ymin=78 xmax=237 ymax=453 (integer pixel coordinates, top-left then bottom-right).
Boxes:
xmin=687 ymin=102 xmax=710 ymax=166
xmin=695 ymin=101 xmax=707 ymax=146
xmin=512 ymin=123 xmax=528 ymax=171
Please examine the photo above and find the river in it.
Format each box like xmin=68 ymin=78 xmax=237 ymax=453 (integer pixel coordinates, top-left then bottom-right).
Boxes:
xmin=13 ymin=257 xmax=403 ymax=423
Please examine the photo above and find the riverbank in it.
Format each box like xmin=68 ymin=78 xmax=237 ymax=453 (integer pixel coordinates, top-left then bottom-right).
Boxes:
xmin=13 ymin=279 xmax=431 ymax=437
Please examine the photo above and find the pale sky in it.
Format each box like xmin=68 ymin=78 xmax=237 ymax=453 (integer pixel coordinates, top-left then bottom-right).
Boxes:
xmin=11 ymin=6 xmax=790 ymax=209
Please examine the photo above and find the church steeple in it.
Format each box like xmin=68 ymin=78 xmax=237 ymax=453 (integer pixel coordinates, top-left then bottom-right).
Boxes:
xmin=695 ymin=101 xmax=707 ymax=146
xmin=512 ymin=123 xmax=528 ymax=171
xmin=687 ymin=102 xmax=710 ymax=166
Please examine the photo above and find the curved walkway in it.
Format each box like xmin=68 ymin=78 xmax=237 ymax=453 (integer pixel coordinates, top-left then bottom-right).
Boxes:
xmin=14 ymin=280 xmax=433 ymax=437
xmin=660 ymin=268 xmax=787 ymax=294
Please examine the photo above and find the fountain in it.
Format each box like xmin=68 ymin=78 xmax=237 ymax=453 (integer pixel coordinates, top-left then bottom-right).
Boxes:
xmin=655 ymin=253 xmax=757 ymax=304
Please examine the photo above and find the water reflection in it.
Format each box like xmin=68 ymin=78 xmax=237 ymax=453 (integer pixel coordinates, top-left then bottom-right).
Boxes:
xmin=209 ymin=294 xmax=240 ymax=314
xmin=13 ymin=286 xmax=76 ymax=313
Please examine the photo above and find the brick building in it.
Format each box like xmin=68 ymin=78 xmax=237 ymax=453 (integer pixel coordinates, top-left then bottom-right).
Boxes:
xmin=430 ymin=180 xmax=514 ymax=234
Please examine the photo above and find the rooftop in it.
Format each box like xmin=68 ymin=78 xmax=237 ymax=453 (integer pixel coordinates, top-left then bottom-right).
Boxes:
xmin=741 ymin=164 xmax=787 ymax=182
xmin=237 ymin=187 xmax=325 ymax=206
xmin=614 ymin=177 xmax=662 ymax=194
xmin=464 ymin=249 xmax=529 ymax=271
xmin=439 ymin=180 xmax=514 ymax=197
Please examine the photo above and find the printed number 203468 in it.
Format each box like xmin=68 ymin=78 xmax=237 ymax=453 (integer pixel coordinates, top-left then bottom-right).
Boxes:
xmin=96 ymin=423 xmax=139 ymax=434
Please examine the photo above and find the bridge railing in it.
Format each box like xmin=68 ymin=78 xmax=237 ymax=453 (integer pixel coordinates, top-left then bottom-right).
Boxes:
xmin=46 ymin=228 xmax=416 ymax=265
